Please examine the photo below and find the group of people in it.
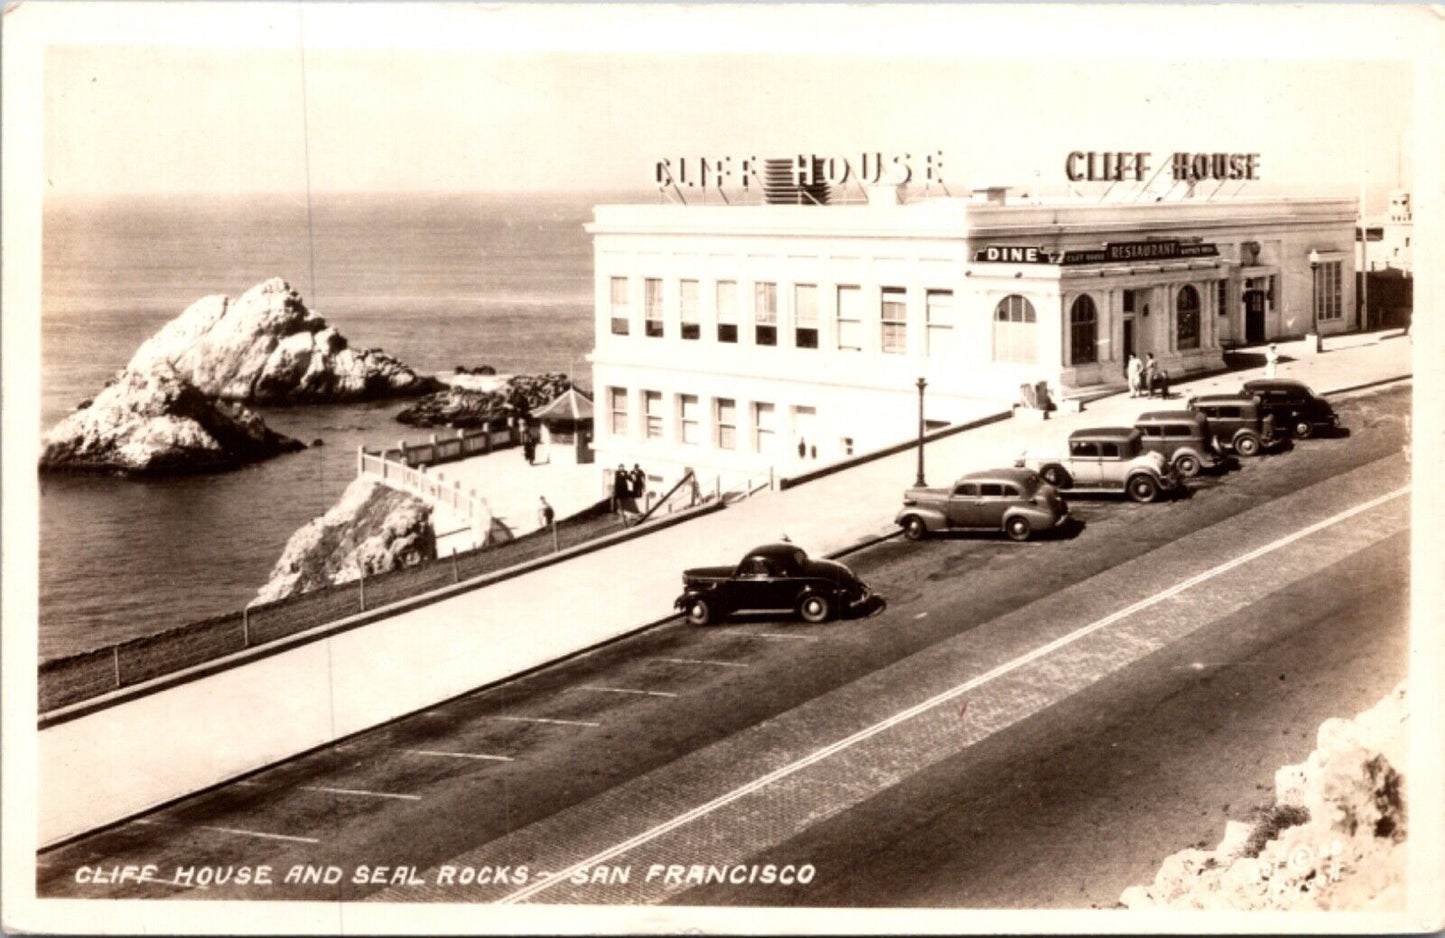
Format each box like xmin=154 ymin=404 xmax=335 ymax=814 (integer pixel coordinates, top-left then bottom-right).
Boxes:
xmin=611 ymin=463 xmax=648 ymax=518
xmin=1126 ymin=353 xmax=1171 ymax=399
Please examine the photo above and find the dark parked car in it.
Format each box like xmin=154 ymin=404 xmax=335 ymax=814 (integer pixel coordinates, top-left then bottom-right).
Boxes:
xmin=1134 ymin=410 xmax=1224 ymax=477
xmin=1242 ymin=378 xmax=1340 ymax=439
xmin=675 ymin=542 xmax=872 ymax=626
xmin=1017 ymin=427 xmax=1179 ymax=503
xmin=895 ymin=468 xmax=1068 ymax=542
xmin=1186 ymin=394 xmax=1276 ymax=457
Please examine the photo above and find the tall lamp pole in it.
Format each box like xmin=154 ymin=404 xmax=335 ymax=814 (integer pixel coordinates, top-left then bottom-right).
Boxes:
xmin=914 ymin=377 xmax=927 ymax=487
xmin=1308 ymin=248 xmax=1321 ymax=351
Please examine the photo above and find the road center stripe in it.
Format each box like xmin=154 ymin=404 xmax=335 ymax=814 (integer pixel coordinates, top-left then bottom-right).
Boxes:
xmin=578 ymin=685 xmax=678 ymax=698
xmin=499 ymin=485 xmax=1408 ymax=904
xmin=198 ymin=824 xmax=321 ymax=844
xmin=302 ymin=785 xmax=421 ymax=801
xmin=401 ymin=749 xmax=513 ymax=762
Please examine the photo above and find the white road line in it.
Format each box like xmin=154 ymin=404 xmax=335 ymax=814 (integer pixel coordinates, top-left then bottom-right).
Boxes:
xmin=499 ymin=485 xmax=1408 ymax=904
xmin=302 ymin=785 xmax=421 ymax=801
xmin=493 ymin=716 xmax=601 ymax=728
xmin=914 ymin=612 xmax=929 ymax=620
xmin=654 ymin=657 xmax=749 ymax=668
xmin=578 ymin=685 xmax=678 ymax=698
xmin=198 ymin=825 xmax=321 ymax=844
xmin=750 ymin=632 xmax=819 ymax=641
xmin=130 ymin=819 xmax=158 ymax=826
xmin=400 ymin=748 xmax=514 ymax=762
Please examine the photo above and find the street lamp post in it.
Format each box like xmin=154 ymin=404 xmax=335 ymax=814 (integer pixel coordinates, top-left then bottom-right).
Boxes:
xmin=914 ymin=377 xmax=927 ymax=487
xmin=1308 ymin=248 xmax=1321 ymax=352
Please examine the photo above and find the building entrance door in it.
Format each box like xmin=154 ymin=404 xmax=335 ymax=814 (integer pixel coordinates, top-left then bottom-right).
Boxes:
xmin=1245 ymin=290 xmax=1266 ymax=344
xmin=1122 ymin=317 xmax=1136 ymax=375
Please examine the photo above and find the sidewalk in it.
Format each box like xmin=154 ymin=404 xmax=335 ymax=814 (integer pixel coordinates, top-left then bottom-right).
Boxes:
xmin=422 ymin=446 xmax=600 ymax=552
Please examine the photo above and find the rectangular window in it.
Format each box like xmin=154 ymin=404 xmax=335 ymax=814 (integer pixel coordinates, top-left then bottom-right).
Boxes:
xmin=754 ymin=281 xmax=778 ymax=346
xmin=836 ymin=285 xmax=863 ymax=351
xmin=680 ymin=280 xmax=700 ymax=340
xmin=610 ymin=277 xmax=630 ymax=335
xmin=926 ymin=290 xmax=953 ymax=356
xmin=794 ymin=284 xmax=819 ymax=349
xmin=753 ymin=402 xmax=775 ymax=453
xmin=644 ymin=278 xmax=664 ymax=337
xmin=608 ymin=387 xmax=629 ymax=436
xmin=1315 ymin=261 xmax=1343 ymax=321
xmin=716 ymin=280 xmax=738 ymax=343
xmin=881 ymin=287 xmax=907 ymax=354
xmin=1217 ymin=279 xmax=1230 ymax=316
xmin=1123 ymin=289 xmax=1136 ymax=314
xmin=678 ymin=394 xmax=700 ymax=445
xmin=643 ymin=390 xmax=663 ymax=439
xmin=714 ymin=398 xmax=736 ymax=450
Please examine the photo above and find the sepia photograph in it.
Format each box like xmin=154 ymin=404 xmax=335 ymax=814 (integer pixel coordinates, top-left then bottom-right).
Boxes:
xmin=3 ymin=2 xmax=1442 ymax=933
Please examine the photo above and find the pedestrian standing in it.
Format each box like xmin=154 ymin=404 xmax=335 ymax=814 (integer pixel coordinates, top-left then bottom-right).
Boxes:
xmin=1157 ymin=369 xmax=1171 ymax=400
xmin=1126 ymin=354 xmax=1143 ymax=397
xmin=629 ymin=463 xmax=646 ymax=500
xmin=611 ymin=463 xmax=628 ymax=515
xmin=1264 ymin=343 xmax=1279 ymax=379
xmin=1144 ymin=353 xmax=1158 ymax=398
xmin=538 ymin=495 xmax=555 ymax=528
xmin=521 ymin=425 xmax=536 ymax=464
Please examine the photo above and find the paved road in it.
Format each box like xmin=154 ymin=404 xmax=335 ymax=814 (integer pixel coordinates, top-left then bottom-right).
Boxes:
xmin=37 ymin=384 xmax=1411 ymax=907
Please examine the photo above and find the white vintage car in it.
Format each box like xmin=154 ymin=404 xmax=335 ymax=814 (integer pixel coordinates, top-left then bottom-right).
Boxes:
xmin=1016 ymin=427 xmax=1179 ymax=503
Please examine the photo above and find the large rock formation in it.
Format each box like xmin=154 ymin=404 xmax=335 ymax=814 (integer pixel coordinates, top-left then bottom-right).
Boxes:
xmin=1120 ymin=683 xmax=1408 ymax=911
xmin=39 ymin=367 xmax=304 ymax=475
xmin=395 ymin=372 xmax=572 ymax=428
xmin=255 ymin=476 xmax=436 ymax=603
xmin=126 ymin=278 xmax=438 ymax=403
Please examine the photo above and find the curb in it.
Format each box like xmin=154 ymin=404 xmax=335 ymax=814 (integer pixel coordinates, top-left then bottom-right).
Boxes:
xmin=1322 ymin=374 xmax=1412 ymax=398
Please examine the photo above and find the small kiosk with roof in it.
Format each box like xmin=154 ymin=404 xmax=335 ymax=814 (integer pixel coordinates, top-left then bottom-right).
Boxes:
xmin=530 ymin=387 xmax=595 ymax=465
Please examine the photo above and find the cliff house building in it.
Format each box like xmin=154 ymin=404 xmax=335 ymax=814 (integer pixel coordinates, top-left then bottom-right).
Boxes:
xmin=587 ymin=186 xmax=1358 ymax=492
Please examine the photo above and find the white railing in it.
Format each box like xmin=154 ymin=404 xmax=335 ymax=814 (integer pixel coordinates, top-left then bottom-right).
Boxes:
xmin=357 ymin=446 xmax=490 ymax=534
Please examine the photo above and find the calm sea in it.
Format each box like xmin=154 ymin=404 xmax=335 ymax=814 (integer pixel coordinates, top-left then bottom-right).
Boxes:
xmin=39 ymin=191 xmax=622 ymax=659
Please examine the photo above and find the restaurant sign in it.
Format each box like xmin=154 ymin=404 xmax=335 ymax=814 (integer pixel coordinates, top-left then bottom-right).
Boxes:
xmin=974 ymin=240 xmax=1220 ymax=265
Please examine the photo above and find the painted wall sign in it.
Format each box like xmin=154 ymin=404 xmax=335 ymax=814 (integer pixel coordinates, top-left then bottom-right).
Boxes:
xmin=654 ymin=152 xmax=945 ymax=191
xmin=1065 ymin=151 xmax=1260 ymax=183
xmin=972 ymin=240 xmax=1220 ymax=265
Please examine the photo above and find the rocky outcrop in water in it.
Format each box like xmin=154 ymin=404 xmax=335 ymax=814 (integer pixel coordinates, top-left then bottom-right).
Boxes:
xmin=395 ymin=372 xmax=572 ymax=428
xmin=126 ymin=278 xmax=439 ymax=403
xmin=39 ymin=368 xmax=304 ymax=475
xmin=255 ymin=476 xmax=436 ymax=603
xmin=1120 ymin=683 xmax=1407 ymax=911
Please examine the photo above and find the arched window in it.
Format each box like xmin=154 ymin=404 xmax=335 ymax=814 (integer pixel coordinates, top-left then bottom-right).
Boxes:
xmin=993 ymin=295 xmax=1036 ymax=363
xmin=1176 ymin=285 xmax=1200 ymax=350
xmin=1069 ymin=295 xmax=1098 ymax=365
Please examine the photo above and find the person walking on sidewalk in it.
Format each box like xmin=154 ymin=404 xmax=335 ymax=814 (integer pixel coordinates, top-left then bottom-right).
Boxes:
xmin=521 ymin=425 xmax=537 ymax=465
xmin=1144 ymin=354 xmax=1158 ymax=398
xmin=538 ymin=495 xmax=555 ymax=528
xmin=1265 ymin=343 xmax=1279 ymax=379
xmin=1126 ymin=354 xmax=1143 ymax=397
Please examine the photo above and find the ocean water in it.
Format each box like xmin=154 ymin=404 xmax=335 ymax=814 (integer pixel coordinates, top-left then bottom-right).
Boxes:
xmin=38 ymin=191 xmax=616 ymax=659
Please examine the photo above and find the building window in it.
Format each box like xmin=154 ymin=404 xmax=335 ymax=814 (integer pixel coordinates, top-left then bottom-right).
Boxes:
xmin=1176 ymin=285 xmax=1200 ymax=350
xmin=992 ymin=294 xmax=1036 ymax=363
xmin=715 ymin=398 xmax=736 ymax=450
xmin=753 ymin=402 xmax=775 ymax=453
xmin=680 ymin=280 xmax=700 ymax=339
xmin=1315 ymin=261 xmax=1343 ymax=321
xmin=678 ymin=394 xmax=700 ymax=445
xmin=881 ymin=287 xmax=907 ymax=354
xmin=1069 ymin=295 xmax=1097 ymax=365
xmin=1217 ymin=279 xmax=1230 ymax=316
xmin=643 ymin=390 xmax=663 ymax=439
xmin=610 ymin=277 xmax=630 ymax=335
xmin=754 ymin=281 xmax=778 ymax=346
xmin=608 ymin=387 xmax=628 ymax=436
xmin=794 ymin=284 xmax=819 ymax=349
xmin=1123 ymin=289 xmax=1137 ymax=314
xmin=644 ymin=278 xmax=664 ymax=337
xmin=925 ymin=290 xmax=953 ymax=356
xmin=716 ymin=280 xmax=738 ymax=343
xmin=837 ymin=285 xmax=863 ymax=351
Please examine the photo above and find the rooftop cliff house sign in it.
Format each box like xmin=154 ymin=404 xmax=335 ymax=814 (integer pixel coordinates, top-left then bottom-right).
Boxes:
xmin=974 ymin=240 xmax=1222 ymax=265
xmin=1065 ymin=151 xmax=1261 ymax=182
xmin=654 ymin=152 xmax=946 ymax=193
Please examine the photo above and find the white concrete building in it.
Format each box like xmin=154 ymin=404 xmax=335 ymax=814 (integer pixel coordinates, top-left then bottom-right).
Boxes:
xmin=588 ymin=190 xmax=1357 ymax=492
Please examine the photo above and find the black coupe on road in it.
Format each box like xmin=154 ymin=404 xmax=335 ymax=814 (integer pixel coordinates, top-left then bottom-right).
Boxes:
xmin=675 ymin=542 xmax=873 ymax=626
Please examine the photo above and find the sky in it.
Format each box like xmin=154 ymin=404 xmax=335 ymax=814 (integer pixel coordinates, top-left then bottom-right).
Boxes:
xmin=28 ymin=4 xmax=1421 ymax=207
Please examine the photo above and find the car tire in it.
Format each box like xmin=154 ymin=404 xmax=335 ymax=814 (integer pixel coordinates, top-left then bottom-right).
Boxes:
xmin=798 ymin=592 xmax=833 ymax=624
xmin=1040 ymin=464 xmax=1072 ymax=488
xmin=1293 ymin=419 xmax=1313 ymax=439
xmin=1234 ymin=433 xmax=1261 ymax=457
xmin=1005 ymin=516 xmax=1032 ymax=542
xmin=1127 ymin=474 xmax=1160 ymax=503
xmin=685 ymin=598 xmax=714 ymax=626
xmin=1174 ymin=453 xmax=1201 ymax=477
xmin=901 ymin=515 xmax=928 ymax=541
